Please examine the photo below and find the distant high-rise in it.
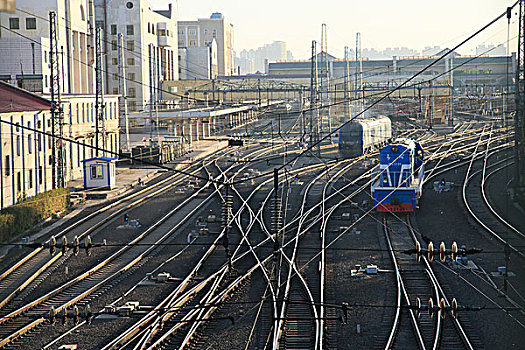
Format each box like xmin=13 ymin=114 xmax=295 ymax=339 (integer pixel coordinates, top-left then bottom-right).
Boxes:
xmin=235 ymin=41 xmax=291 ymax=74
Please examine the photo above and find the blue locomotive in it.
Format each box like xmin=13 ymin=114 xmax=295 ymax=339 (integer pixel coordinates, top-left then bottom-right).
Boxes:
xmin=371 ymin=138 xmax=424 ymax=212
xmin=339 ymin=116 xmax=391 ymax=157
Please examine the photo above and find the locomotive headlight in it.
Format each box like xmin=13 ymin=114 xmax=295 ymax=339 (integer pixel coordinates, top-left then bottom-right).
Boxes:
xmin=391 ymin=146 xmax=399 ymax=153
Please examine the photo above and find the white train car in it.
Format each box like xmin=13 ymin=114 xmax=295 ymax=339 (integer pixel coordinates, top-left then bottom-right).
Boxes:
xmin=339 ymin=116 xmax=392 ymax=156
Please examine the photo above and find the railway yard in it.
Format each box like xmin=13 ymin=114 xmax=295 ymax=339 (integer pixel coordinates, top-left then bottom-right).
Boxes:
xmin=0 ymin=111 xmax=523 ymax=350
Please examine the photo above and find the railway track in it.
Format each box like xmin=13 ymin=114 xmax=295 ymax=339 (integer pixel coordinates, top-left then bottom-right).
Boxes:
xmin=382 ymin=215 xmax=474 ymax=350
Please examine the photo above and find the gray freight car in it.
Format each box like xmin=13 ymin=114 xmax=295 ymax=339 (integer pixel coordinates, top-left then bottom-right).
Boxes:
xmin=338 ymin=116 xmax=391 ymax=156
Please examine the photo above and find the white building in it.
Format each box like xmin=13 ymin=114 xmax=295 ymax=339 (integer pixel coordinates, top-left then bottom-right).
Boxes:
xmin=178 ymin=38 xmax=218 ymax=80
xmin=178 ymin=13 xmax=234 ymax=77
xmin=0 ymin=0 xmax=95 ymax=94
xmin=0 ymin=81 xmax=119 ymax=208
xmin=94 ymin=0 xmax=179 ymax=112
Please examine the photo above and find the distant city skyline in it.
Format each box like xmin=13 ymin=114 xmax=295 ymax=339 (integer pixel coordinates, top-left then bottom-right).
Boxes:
xmin=159 ymin=0 xmax=517 ymax=60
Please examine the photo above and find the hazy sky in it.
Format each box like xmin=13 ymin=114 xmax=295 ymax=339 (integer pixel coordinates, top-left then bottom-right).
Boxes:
xmin=151 ymin=0 xmax=519 ymax=58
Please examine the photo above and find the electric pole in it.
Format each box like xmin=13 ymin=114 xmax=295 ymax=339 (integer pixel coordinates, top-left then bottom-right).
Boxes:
xmin=310 ymin=40 xmax=320 ymax=156
xmin=117 ymin=33 xmax=130 ymax=151
xmin=344 ymin=46 xmax=350 ymax=118
xmin=49 ymin=11 xmax=64 ymax=188
xmin=515 ymin=0 xmax=525 ymax=201
xmin=95 ymin=27 xmax=106 ymax=157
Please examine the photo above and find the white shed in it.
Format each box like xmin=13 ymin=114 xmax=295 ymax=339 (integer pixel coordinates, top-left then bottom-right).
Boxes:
xmin=82 ymin=157 xmax=118 ymax=189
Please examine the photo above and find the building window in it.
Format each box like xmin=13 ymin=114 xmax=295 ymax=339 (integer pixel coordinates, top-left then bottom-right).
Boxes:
xmin=112 ymin=40 xmax=117 ymax=51
xmin=112 ymin=57 xmax=118 ymax=65
xmin=113 ymin=88 xmax=119 ymax=94
xmin=212 ymin=29 xmax=216 ymax=38
xmin=127 ymin=73 xmax=135 ymax=81
xmin=4 ymin=156 xmax=10 ymax=176
xmin=112 ymin=73 xmax=118 ymax=81
xmin=95 ymin=20 xmax=104 ymax=29
xmin=126 ymin=25 xmax=134 ymax=35
xmin=204 ymin=29 xmax=208 ymax=35
xmin=189 ymin=40 xmax=196 ymax=47
xmin=28 ymin=134 xmax=32 ymax=154
xmin=16 ymin=135 xmax=21 ymax=156
xmin=151 ymin=25 xmax=154 ymax=34
xmin=48 ymin=154 xmax=53 ymax=165
xmin=91 ymin=164 xmax=103 ymax=179
xmin=148 ymin=23 xmax=151 ymax=33
xmin=16 ymin=172 xmax=21 ymax=193
xmin=127 ymin=58 xmax=135 ymax=66
xmin=80 ymin=5 xmax=85 ymax=21
xmin=111 ymin=24 xmax=117 ymax=35
xmin=9 ymin=18 xmax=19 ymax=29
xmin=127 ymin=40 xmax=134 ymax=52
xmin=28 ymin=169 xmax=33 ymax=188
xmin=38 ymin=166 xmax=42 ymax=185
xmin=26 ymin=18 xmax=36 ymax=30
xmin=128 ymin=88 xmax=136 ymax=98
xmin=189 ymin=28 xmax=196 ymax=35
xmin=178 ymin=29 xmax=184 ymax=35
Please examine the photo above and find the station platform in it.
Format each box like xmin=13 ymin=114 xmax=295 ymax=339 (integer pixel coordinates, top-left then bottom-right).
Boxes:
xmin=68 ymin=139 xmax=228 ymax=201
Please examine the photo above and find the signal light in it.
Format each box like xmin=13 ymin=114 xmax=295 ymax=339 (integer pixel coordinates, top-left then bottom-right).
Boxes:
xmin=440 ymin=298 xmax=447 ymax=319
xmin=428 ymin=298 xmax=435 ymax=318
xmin=85 ymin=236 xmax=92 ymax=256
xmin=451 ymin=298 xmax=458 ymax=319
xmin=451 ymin=241 xmax=458 ymax=262
xmin=61 ymin=236 xmax=68 ymax=255
xmin=427 ymin=242 xmax=434 ymax=262
xmin=48 ymin=306 xmax=57 ymax=324
xmin=49 ymin=236 xmax=57 ymax=255
xmin=341 ymin=302 xmax=348 ymax=325
xmin=72 ymin=305 xmax=80 ymax=324
xmin=439 ymin=242 xmax=446 ymax=262
xmin=72 ymin=236 xmax=80 ymax=256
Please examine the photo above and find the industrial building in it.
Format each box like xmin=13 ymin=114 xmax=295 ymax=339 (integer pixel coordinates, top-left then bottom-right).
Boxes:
xmin=265 ymin=51 xmax=515 ymax=89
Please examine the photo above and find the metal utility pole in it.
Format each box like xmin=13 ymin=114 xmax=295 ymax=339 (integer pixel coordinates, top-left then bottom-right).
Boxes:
xmin=310 ymin=40 xmax=320 ymax=155
xmin=117 ymin=33 xmax=130 ymax=151
xmin=515 ymin=0 xmax=525 ymax=200
xmin=320 ymin=24 xmax=331 ymax=140
xmin=95 ymin=27 xmax=106 ymax=157
xmin=344 ymin=46 xmax=350 ymax=118
xmin=49 ymin=11 xmax=64 ymax=188
xmin=355 ymin=33 xmax=363 ymax=116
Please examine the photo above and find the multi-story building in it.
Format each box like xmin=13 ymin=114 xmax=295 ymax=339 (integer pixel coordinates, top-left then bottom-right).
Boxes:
xmin=0 ymin=0 xmax=95 ymax=94
xmin=178 ymin=12 xmax=234 ymax=77
xmin=178 ymin=38 xmax=218 ymax=80
xmin=0 ymin=81 xmax=119 ymax=208
xmin=94 ymin=0 xmax=178 ymax=112
xmin=235 ymin=41 xmax=291 ymax=74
